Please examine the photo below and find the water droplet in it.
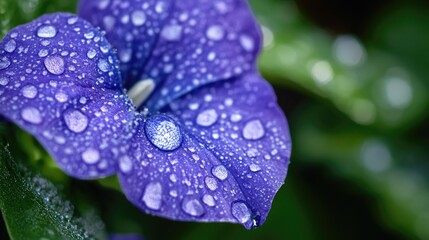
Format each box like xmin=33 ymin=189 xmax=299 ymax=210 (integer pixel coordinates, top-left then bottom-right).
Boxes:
xmin=119 ymin=155 xmax=133 ymax=173
xmin=231 ymin=201 xmax=251 ymax=224
xmin=21 ymin=107 xmax=42 ymax=124
xmin=67 ymin=17 xmax=78 ymax=25
xmin=97 ymin=59 xmax=110 ymax=72
xmin=249 ymin=164 xmax=261 ymax=172
xmin=145 ymin=115 xmax=182 ymax=151
xmin=207 ymin=52 xmax=216 ymax=61
xmin=206 ymin=25 xmax=224 ymax=41
xmin=21 ymin=85 xmax=38 ymax=99
xmin=161 ymin=25 xmax=182 ymax=41
xmin=202 ymin=194 xmax=215 ymax=207
xmin=37 ymin=25 xmax=57 ymax=38
xmin=44 ymin=56 xmax=65 ymax=75
xmin=84 ymin=31 xmax=95 ymax=39
xmin=240 ymin=35 xmax=255 ymax=52
xmin=0 ymin=77 xmax=9 ymax=86
xmin=131 ymin=10 xmax=146 ymax=26
xmin=142 ymin=182 xmax=163 ymax=210
xmin=64 ymin=109 xmax=89 ymax=133
xmin=98 ymin=0 xmax=110 ymax=9
xmin=55 ymin=92 xmax=68 ymax=102
xmin=4 ymin=39 xmax=16 ymax=53
xmin=212 ymin=165 xmax=228 ymax=181
xmin=119 ymin=48 xmax=132 ymax=63
xmin=182 ymin=198 xmax=205 ymax=217
xmin=205 ymin=177 xmax=218 ymax=191
xmin=85 ymin=49 xmax=97 ymax=59
xmin=81 ymin=148 xmax=100 ymax=164
xmin=0 ymin=56 xmax=11 ymax=70
xmin=230 ymin=113 xmax=242 ymax=122
xmin=38 ymin=49 xmax=49 ymax=57
xmin=242 ymin=120 xmax=265 ymax=140
xmin=196 ymin=109 xmax=218 ymax=127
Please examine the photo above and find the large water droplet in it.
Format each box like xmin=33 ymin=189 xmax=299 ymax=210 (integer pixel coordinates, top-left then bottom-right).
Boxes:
xmin=87 ymin=49 xmax=97 ymax=59
xmin=21 ymin=107 xmax=42 ymax=124
xmin=142 ymin=182 xmax=163 ymax=210
xmin=131 ymin=10 xmax=146 ymax=26
xmin=119 ymin=155 xmax=133 ymax=173
xmin=161 ymin=25 xmax=182 ymax=41
xmin=21 ymin=85 xmax=38 ymax=99
xmin=0 ymin=57 xmax=11 ymax=70
xmin=81 ymin=148 xmax=100 ymax=164
xmin=212 ymin=165 xmax=228 ymax=181
xmin=44 ymin=56 xmax=65 ymax=75
xmin=205 ymin=177 xmax=218 ymax=191
xmin=206 ymin=25 xmax=224 ymax=41
xmin=231 ymin=201 xmax=252 ymax=224
xmin=182 ymin=198 xmax=205 ymax=217
xmin=196 ymin=109 xmax=218 ymax=127
xmin=64 ymin=109 xmax=89 ymax=133
xmin=242 ymin=120 xmax=265 ymax=140
xmin=4 ymin=39 xmax=16 ymax=53
xmin=37 ymin=25 xmax=57 ymax=38
xmin=145 ymin=115 xmax=182 ymax=151
xmin=202 ymin=194 xmax=216 ymax=207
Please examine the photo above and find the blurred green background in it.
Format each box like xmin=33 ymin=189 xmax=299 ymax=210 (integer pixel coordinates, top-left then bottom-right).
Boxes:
xmin=1 ymin=0 xmax=429 ymax=239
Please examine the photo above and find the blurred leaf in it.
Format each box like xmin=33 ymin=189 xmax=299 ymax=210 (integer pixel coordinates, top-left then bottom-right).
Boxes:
xmin=0 ymin=139 xmax=107 ymax=240
xmin=293 ymin=103 xmax=429 ymax=240
xmin=250 ymin=0 xmax=427 ymax=130
xmin=0 ymin=0 xmax=77 ymax=38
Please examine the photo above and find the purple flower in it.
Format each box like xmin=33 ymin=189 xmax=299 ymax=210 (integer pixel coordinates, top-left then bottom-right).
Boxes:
xmin=0 ymin=0 xmax=291 ymax=229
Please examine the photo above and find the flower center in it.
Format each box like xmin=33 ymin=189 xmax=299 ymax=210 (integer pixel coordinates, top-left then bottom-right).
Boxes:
xmin=127 ymin=79 xmax=155 ymax=108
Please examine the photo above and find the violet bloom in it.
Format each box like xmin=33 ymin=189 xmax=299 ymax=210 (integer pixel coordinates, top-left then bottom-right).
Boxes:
xmin=0 ymin=0 xmax=291 ymax=229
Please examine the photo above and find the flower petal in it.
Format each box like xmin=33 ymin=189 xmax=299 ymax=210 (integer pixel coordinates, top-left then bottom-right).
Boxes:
xmin=118 ymin=72 xmax=290 ymax=229
xmin=144 ymin=0 xmax=262 ymax=110
xmin=78 ymin=0 xmax=174 ymax=87
xmin=0 ymin=13 xmax=136 ymax=179
xmin=78 ymin=0 xmax=261 ymax=110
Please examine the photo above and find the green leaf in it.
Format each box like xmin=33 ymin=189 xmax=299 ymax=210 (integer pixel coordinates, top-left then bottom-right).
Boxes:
xmin=250 ymin=0 xmax=427 ymax=130
xmin=0 ymin=139 xmax=107 ymax=240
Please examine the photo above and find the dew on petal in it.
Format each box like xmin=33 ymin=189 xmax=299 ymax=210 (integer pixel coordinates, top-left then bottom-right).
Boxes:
xmin=196 ymin=109 xmax=218 ymax=127
xmin=202 ymin=194 xmax=215 ymax=207
xmin=242 ymin=120 xmax=265 ymax=140
xmin=21 ymin=85 xmax=38 ymax=99
xmin=97 ymin=59 xmax=110 ymax=72
xmin=0 ymin=77 xmax=9 ymax=86
xmin=249 ymin=164 xmax=262 ymax=172
xmin=37 ymin=25 xmax=57 ymax=38
xmin=131 ymin=10 xmax=146 ymax=26
xmin=182 ymin=198 xmax=204 ymax=217
xmin=63 ymin=109 xmax=89 ymax=133
xmin=4 ymin=39 xmax=17 ymax=53
xmin=87 ymin=49 xmax=97 ymax=59
xmin=206 ymin=25 xmax=224 ymax=41
xmin=205 ymin=177 xmax=218 ymax=191
xmin=161 ymin=25 xmax=182 ymax=41
xmin=230 ymin=113 xmax=242 ymax=122
xmin=38 ymin=49 xmax=49 ymax=57
xmin=44 ymin=56 xmax=65 ymax=75
xmin=0 ymin=57 xmax=11 ymax=70
xmin=231 ymin=201 xmax=251 ymax=224
xmin=240 ymin=35 xmax=255 ymax=52
xmin=212 ymin=165 xmax=228 ymax=181
xmin=145 ymin=115 xmax=182 ymax=151
xmin=21 ymin=107 xmax=42 ymax=124
xmin=81 ymin=148 xmax=100 ymax=164
xmin=55 ymin=92 xmax=68 ymax=102
xmin=119 ymin=155 xmax=133 ymax=173
xmin=142 ymin=182 xmax=162 ymax=210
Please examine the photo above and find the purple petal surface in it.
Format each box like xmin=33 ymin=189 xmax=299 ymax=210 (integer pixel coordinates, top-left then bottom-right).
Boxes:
xmin=78 ymin=0 xmax=173 ymax=87
xmin=78 ymin=0 xmax=261 ymax=110
xmin=118 ymin=72 xmax=291 ymax=229
xmin=0 ymin=13 xmax=136 ymax=179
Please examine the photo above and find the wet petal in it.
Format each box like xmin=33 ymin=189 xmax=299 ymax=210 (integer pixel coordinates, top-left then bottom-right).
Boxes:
xmin=79 ymin=0 xmax=261 ymax=110
xmin=0 ymin=13 xmax=135 ymax=179
xmin=78 ymin=0 xmax=174 ymax=87
xmin=144 ymin=0 xmax=261 ymax=110
xmin=118 ymin=72 xmax=290 ymax=229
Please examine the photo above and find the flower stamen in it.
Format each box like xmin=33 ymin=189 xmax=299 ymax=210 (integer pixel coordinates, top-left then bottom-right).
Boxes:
xmin=127 ymin=79 xmax=155 ymax=108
